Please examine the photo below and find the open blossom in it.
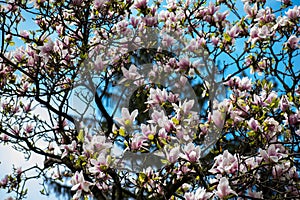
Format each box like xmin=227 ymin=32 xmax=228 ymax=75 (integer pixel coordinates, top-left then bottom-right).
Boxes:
xmin=260 ymin=144 xmax=288 ymax=163
xmin=244 ymin=2 xmax=257 ymax=18
xmin=165 ymin=145 xmax=180 ymax=163
xmin=215 ymin=177 xmax=237 ymax=199
xmin=148 ymin=110 xmax=168 ymax=127
xmin=249 ymin=25 xmax=274 ymax=44
xmin=263 ymin=117 xmax=281 ymax=134
xmin=248 ymin=118 xmax=260 ymax=132
xmin=162 ymin=34 xmax=176 ymax=47
xmin=255 ymin=7 xmax=275 ymax=23
xmin=38 ymin=38 xmax=54 ymax=62
xmin=184 ymin=187 xmax=213 ymax=200
xmin=120 ymin=65 xmax=143 ymax=86
xmin=115 ymin=108 xmax=138 ymax=127
xmin=60 ymin=140 xmax=77 ymax=158
xmin=83 ymin=135 xmax=112 ymax=154
xmin=131 ymin=134 xmax=147 ymax=150
xmin=177 ymin=57 xmax=190 ymax=70
xmin=89 ymin=153 xmax=111 ymax=174
xmin=173 ymin=99 xmax=195 ymax=116
xmin=209 ymin=150 xmax=238 ymax=174
xmin=180 ymin=143 xmax=201 ymax=162
xmin=286 ymin=5 xmax=300 ymax=20
xmin=287 ymin=111 xmax=300 ymax=125
xmin=285 ymin=35 xmax=300 ymax=49
xmin=70 ymin=171 xmax=92 ymax=200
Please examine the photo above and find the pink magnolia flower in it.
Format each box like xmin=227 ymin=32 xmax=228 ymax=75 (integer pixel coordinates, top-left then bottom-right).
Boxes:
xmin=89 ymin=153 xmax=110 ymax=175
xmin=209 ymin=150 xmax=238 ymax=174
xmin=94 ymin=55 xmax=107 ymax=71
xmin=252 ymin=94 xmax=266 ymax=106
xmin=94 ymin=0 xmax=107 ymax=9
xmin=244 ymin=2 xmax=258 ymax=18
xmin=24 ymin=123 xmax=33 ymax=134
xmin=60 ymin=140 xmax=77 ymax=159
xmin=264 ymin=91 xmax=277 ymax=104
xmin=20 ymin=30 xmax=29 ymax=38
xmin=130 ymin=16 xmax=140 ymax=28
xmin=215 ymin=177 xmax=237 ymax=199
xmin=260 ymin=144 xmax=287 ymax=163
xmin=131 ymin=135 xmax=147 ymax=150
xmin=83 ymin=135 xmax=112 ymax=154
xmin=286 ymin=35 xmax=300 ymax=49
xmin=214 ymin=11 xmax=229 ymax=22
xmin=38 ymin=38 xmax=54 ymax=60
xmin=276 ymin=16 xmax=289 ymax=27
xmin=286 ymin=6 xmax=299 ymax=20
xmin=177 ymin=57 xmax=190 ymax=70
xmin=162 ymin=35 xmax=175 ymax=47
xmin=211 ymin=110 xmax=225 ymax=129
xmin=14 ymin=47 xmax=25 ymax=62
xmin=115 ymin=20 xmax=131 ymax=35
xmin=272 ymin=162 xmax=290 ymax=179
xmin=173 ymin=99 xmax=195 ymax=116
xmin=249 ymin=25 xmax=274 ymax=44
xmin=287 ymin=112 xmax=300 ymax=125
xmin=70 ymin=171 xmax=92 ymax=200
xmin=158 ymin=10 xmax=169 ymax=21
xmin=263 ymin=117 xmax=281 ymax=133
xmin=206 ymin=2 xmax=219 ymax=15
xmin=146 ymin=88 xmax=168 ymax=105
xmin=257 ymin=25 xmax=273 ymax=39
xmin=116 ymin=108 xmax=138 ymax=127
xmin=280 ymin=95 xmax=289 ymax=111
xmin=120 ymin=65 xmax=142 ymax=84
xmin=186 ymin=39 xmax=198 ymax=52
xmin=141 ymin=123 xmax=157 ymax=136
xmin=255 ymin=7 xmax=275 ymax=23
xmin=198 ymin=37 xmax=206 ymax=47
xmin=195 ymin=187 xmax=214 ymax=200
xmin=224 ymin=76 xmax=239 ymax=88
xmin=144 ymin=16 xmax=157 ymax=27
xmin=148 ymin=110 xmax=170 ymax=129
xmin=165 ymin=146 xmax=180 ymax=163
xmin=134 ymin=0 xmax=147 ymax=10
xmin=184 ymin=187 xmax=213 ymax=200
xmin=180 ymin=143 xmax=201 ymax=162
xmin=239 ymin=77 xmax=252 ymax=90
xmin=227 ymin=25 xmax=240 ymax=40
xmin=211 ymin=36 xmax=219 ymax=46
xmin=248 ymin=118 xmax=260 ymax=132
xmin=0 ymin=175 xmax=8 ymax=187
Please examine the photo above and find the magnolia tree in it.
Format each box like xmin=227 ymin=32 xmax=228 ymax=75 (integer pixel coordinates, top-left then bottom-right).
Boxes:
xmin=0 ymin=0 xmax=300 ymax=199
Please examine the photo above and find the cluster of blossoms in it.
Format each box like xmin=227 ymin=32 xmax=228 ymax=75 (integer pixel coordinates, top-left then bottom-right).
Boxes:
xmin=0 ymin=0 xmax=300 ymax=200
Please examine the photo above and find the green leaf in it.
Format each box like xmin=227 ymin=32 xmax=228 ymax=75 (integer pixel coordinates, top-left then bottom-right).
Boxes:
xmin=9 ymin=41 xmax=15 ymax=46
xmin=224 ymin=33 xmax=231 ymax=42
xmin=77 ymin=129 xmax=84 ymax=143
